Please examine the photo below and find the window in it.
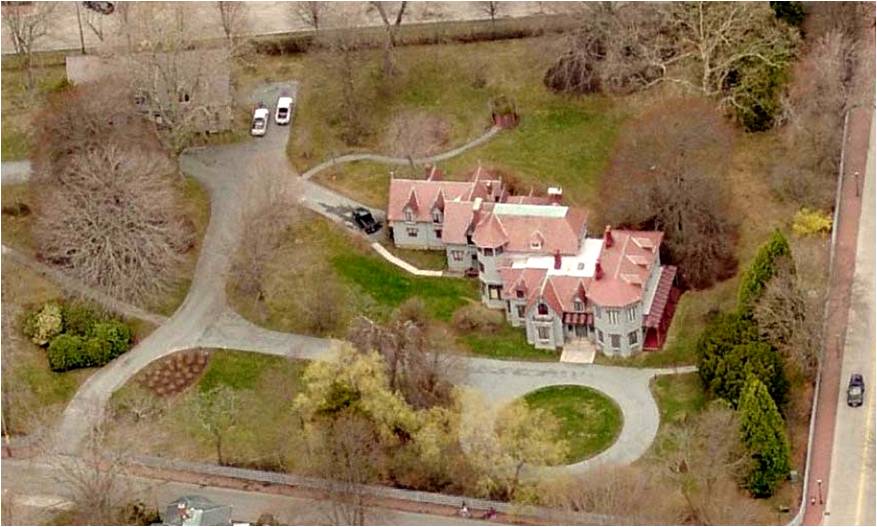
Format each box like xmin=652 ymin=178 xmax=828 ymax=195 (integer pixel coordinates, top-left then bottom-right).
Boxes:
xmin=537 ymin=326 xmax=550 ymax=341
xmin=495 ymin=246 xmax=504 ymax=255
xmin=607 ymin=310 xmax=619 ymax=324
xmin=516 ymin=305 xmax=526 ymax=318
xmin=466 ymin=234 xmax=474 ymax=245
xmin=435 ymin=229 xmax=442 ymax=238
xmin=404 ymin=208 xmax=414 ymax=222
xmin=538 ymin=303 xmax=549 ymax=315
xmin=484 ymin=247 xmax=494 ymax=256
xmin=516 ymin=289 xmax=524 ymax=299
xmin=610 ymin=334 xmax=621 ymax=349
xmin=627 ymin=305 xmax=637 ymax=322
xmin=451 ymin=250 xmax=463 ymax=262
xmin=595 ymin=305 xmax=602 ymax=318
xmin=178 ymin=90 xmax=191 ymax=103
xmin=628 ymin=331 xmax=639 ymax=346
xmin=478 ymin=262 xmax=485 ymax=272
xmin=488 ymin=285 xmax=502 ymax=300
xmin=406 ymin=227 xmax=418 ymax=237
xmin=530 ymin=241 xmax=542 ymax=250
xmin=573 ymin=298 xmax=584 ymax=312
xmin=597 ymin=330 xmax=604 ymax=343
xmin=432 ymin=209 xmax=442 ymax=223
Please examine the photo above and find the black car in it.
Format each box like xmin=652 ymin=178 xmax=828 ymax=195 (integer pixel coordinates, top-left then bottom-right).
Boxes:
xmin=83 ymin=1 xmax=114 ymax=15
xmin=847 ymin=373 xmax=865 ymax=407
xmin=352 ymin=207 xmax=381 ymax=234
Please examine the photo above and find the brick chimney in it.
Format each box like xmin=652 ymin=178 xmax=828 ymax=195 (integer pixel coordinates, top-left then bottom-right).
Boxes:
xmin=548 ymin=187 xmax=563 ymax=205
xmin=603 ymin=225 xmax=613 ymax=248
xmin=594 ymin=260 xmax=603 ymax=280
xmin=554 ymin=249 xmax=562 ymax=270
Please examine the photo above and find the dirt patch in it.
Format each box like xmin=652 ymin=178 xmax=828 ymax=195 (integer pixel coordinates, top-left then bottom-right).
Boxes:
xmin=137 ymin=349 xmax=211 ymax=397
xmin=385 ymin=110 xmax=451 ymax=159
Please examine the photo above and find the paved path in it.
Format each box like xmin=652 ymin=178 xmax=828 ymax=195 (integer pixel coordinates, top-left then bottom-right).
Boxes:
xmin=300 ymin=126 xmax=501 ymax=180
xmin=34 ymin=78 xmax=693 ymax=479
xmin=0 ymin=160 xmax=31 ymax=184
xmin=824 ymin=113 xmax=876 ymax=526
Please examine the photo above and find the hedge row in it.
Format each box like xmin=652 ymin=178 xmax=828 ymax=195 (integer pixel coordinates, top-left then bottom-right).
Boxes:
xmin=250 ymin=14 xmax=578 ymax=56
xmin=22 ymin=302 xmax=134 ymax=372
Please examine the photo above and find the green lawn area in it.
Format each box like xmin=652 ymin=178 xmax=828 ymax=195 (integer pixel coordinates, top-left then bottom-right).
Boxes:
xmin=458 ymin=323 xmax=557 ymax=361
xmin=522 ymin=384 xmax=623 ymax=464
xmin=642 ymin=373 xmax=707 ymax=461
xmin=109 ymin=350 xmax=309 ymax=470
xmin=311 ymin=161 xmax=393 ymax=209
xmin=381 ymin=243 xmax=449 ymax=272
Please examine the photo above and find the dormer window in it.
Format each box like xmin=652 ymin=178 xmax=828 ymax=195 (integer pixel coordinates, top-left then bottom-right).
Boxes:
xmin=538 ymin=303 xmax=549 ymax=315
xmin=530 ymin=240 xmax=542 ymax=250
xmin=432 ymin=208 xmax=442 ymax=224
xmin=573 ymin=298 xmax=584 ymax=312
xmin=404 ymin=208 xmax=414 ymax=222
xmin=516 ymin=289 xmax=524 ymax=299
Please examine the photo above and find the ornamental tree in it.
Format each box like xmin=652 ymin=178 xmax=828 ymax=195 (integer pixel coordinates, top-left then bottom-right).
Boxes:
xmin=738 ymin=376 xmax=791 ymax=497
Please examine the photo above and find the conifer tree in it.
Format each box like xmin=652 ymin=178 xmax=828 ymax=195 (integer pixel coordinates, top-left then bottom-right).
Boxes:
xmin=738 ymin=376 xmax=791 ymax=497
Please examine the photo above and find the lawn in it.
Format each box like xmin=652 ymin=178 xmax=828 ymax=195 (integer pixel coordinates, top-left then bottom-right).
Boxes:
xmin=311 ymin=161 xmax=393 ymax=209
xmin=522 ymin=384 xmax=623 ymax=464
xmin=279 ymin=36 xmax=625 ymax=208
xmin=641 ymin=373 xmax=707 ymax=461
xmin=458 ymin=323 xmax=558 ymax=361
xmin=381 ymin=243 xmax=449 ymax=272
xmin=109 ymin=349 xmax=310 ymax=471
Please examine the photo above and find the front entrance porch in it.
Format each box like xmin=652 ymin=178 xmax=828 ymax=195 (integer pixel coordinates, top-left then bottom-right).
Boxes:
xmin=560 ymin=337 xmax=597 ymax=364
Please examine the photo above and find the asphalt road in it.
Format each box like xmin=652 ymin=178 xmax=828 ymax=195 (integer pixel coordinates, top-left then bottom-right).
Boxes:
xmin=825 ymin=114 xmax=876 ymax=526
xmin=0 ymin=458 xmax=491 ymax=526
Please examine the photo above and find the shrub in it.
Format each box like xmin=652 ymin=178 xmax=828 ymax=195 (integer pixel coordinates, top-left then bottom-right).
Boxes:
xmin=47 ymin=334 xmax=87 ymax=372
xmin=738 ymin=230 xmax=791 ymax=314
xmin=738 ymin=376 xmax=791 ymax=497
xmin=395 ymin=297 xmax=429 ymax=327
xmin=61 ymin=302 xmax=101 ymax=337
xmin=84 ymin=336 xmax=114 ymax=365
xmin=696 ymin=313 xmax=788 ymax=408
xmin=24 ymin=302 xmax=63 ymax=346
xmin=770 ymin=1 xmax=806 ymax=27
xmin=792 ymin=208 xmax=832 ymax=237
xmin=90 ymin=320 xmax=133 ymax=356
xmin=452 ymin=303 xmax=505 ymax=334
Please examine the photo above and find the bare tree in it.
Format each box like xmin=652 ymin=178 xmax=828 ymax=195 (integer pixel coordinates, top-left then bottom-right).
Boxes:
xmin=294 ymin=1 xmax=327 ymax=31
xmin=51 ymin=420 xmax=131 ymax=525
xmin=316 ymin=19 xmax=370 ymax=145
xmin=231 ymin=164 xmax=301 ymax=311
xmin=478 ymin=1 xmax=502 ymax=28
xmin=753 ymin=257 xmax=822 ymax=378
xmin=370 ymin=1 xmax=408 ymax=76
xmin=599 ymin=97 xmax=738 ymax=289
xmin=216 ymin=1 xmax=247 ymax=48
xmin=193 ymin=385 xmax=241 ymax=466
xmin=2 ymin=2 xmax=56 ymax=91
xmin=32 ymin=100 xmax=191 ymax=307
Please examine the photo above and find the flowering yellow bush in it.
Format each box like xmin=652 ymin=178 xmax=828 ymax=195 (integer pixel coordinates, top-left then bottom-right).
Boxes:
xmin=792 ymin=208 xmax=832 ymax=237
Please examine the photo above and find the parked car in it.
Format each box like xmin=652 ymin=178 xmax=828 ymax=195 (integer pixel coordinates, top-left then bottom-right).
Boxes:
xmin=275 ymin=96 xmax=293 ymax=125
xmin=352 ymin=207 xmax=381 ymax=234
xmin=251 ymin=106 xmax=269 ymax=137
xmin=83 ymin=1 xmax=114 ymax=15
xmin=848 ymin=373 xmax=865 ymax=407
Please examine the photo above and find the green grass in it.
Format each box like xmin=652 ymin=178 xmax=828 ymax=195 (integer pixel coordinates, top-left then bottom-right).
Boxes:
xmin=311 ymin=161 xmax=391 ymax=208
xmin=381 ymin=244 xmax=449 ymax=272
xmin=523 ymin=384 xmax=623 ymax=463
xmin=458 ymin=324 xmax=557 ymax=361
xmin=642 ymin=373 xmax=707 ymax=460
xmin=198 ymin=349 xmax=295 ymax=392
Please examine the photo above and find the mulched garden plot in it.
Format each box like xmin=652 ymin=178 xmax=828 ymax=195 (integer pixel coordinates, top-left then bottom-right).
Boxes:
xmin=138 ymin=348 xmax=211 ymax=397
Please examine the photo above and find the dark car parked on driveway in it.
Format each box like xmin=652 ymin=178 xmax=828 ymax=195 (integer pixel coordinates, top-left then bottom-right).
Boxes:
xmin=83 ymin=1 xmax=114 ymax=15
xmin=352 ymin=207 xmax=381 ymax=234
xmin=848 ymin=373 xmax=865 ymax=407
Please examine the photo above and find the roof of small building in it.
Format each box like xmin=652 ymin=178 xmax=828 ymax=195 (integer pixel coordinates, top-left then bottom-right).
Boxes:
xmin=162 ymin=495 xmax=232 ymax=526
xmin=386 ymin=177 xmax=502 ymax=222
xmin=65 ymin=48 xmax=232 ymax=108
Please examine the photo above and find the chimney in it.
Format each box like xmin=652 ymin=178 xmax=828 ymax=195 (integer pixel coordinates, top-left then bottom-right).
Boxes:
xmin=603 ymin=225 xmax=613 ymax=248
xmin=554 ymin=250 xmax=562 ymax=270
xmin=594 ymin=260 xmax=603 ymax=280
xmin=548 ymin=187 xmax=563 ymax=204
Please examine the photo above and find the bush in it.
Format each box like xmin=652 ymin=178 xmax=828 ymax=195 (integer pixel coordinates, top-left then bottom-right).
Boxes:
xmin=47 ymin=334 xmax=87 ymax=372
xmin=61 ymin=302 xmax=101 ymax=337
xmin=395 ymin=297 xmax=429 ymax=327
xmin=24 ymin=302 xmax=63 ymax=346
xmin=696 ymin=313 xmax=788 ymax=408
xmin=452 ymin=303 xmax=505 ymax=334
xmin=792 ymin=208 xmax=832 ymax=237
xmin=770 ymin=1 xmax=806 ymax=27
xmin=738 ymin=230 xmax=791 ymax=314
xmin=90 ymin=320 xmax=133 ymax=356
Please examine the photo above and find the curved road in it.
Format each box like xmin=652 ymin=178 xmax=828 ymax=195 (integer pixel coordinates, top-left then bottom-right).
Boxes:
xmin=0 ymin=79 xmax=693 ymax=476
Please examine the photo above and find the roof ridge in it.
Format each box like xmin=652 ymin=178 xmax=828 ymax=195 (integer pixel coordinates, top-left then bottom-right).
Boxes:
xmin=615 ymin=233 xmax=631 ymax=279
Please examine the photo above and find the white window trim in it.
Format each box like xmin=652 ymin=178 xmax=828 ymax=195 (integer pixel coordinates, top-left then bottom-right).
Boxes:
xmin=537 ymin=325 xmax=551 ymax=341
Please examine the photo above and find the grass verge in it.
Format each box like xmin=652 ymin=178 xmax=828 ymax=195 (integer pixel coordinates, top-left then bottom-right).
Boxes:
xmin=523 ymin=384 xmax=623 ymax=464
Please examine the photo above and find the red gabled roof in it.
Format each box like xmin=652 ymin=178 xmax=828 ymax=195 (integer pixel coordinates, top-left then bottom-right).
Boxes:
xmin=441 ymin=201 xmax=475 ymax=245
xmin=587 ymin=229 xmax=663 ymax=307
xmin=471 ymin=205 xmax=589 ymax=254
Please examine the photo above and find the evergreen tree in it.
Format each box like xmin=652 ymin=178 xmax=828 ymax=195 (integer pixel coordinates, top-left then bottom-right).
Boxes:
xmin=738 ymin=376 xmax=791 ymax=497
xmin=738 ymin=230 xmax=792 ymax=314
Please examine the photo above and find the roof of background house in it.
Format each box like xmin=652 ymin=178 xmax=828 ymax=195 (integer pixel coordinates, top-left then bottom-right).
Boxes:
xmin=472 ymin=205 xmax=589 ymax=253
xmin=65 ymin=48 xmax=232 ymax=107
xmin=386 ymin=177 xmax=502 ymax=222
xmin=587 ymin=229 xmax=663 ymax=307
xmin=162 ymin=495 xmax=232 ymax=526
